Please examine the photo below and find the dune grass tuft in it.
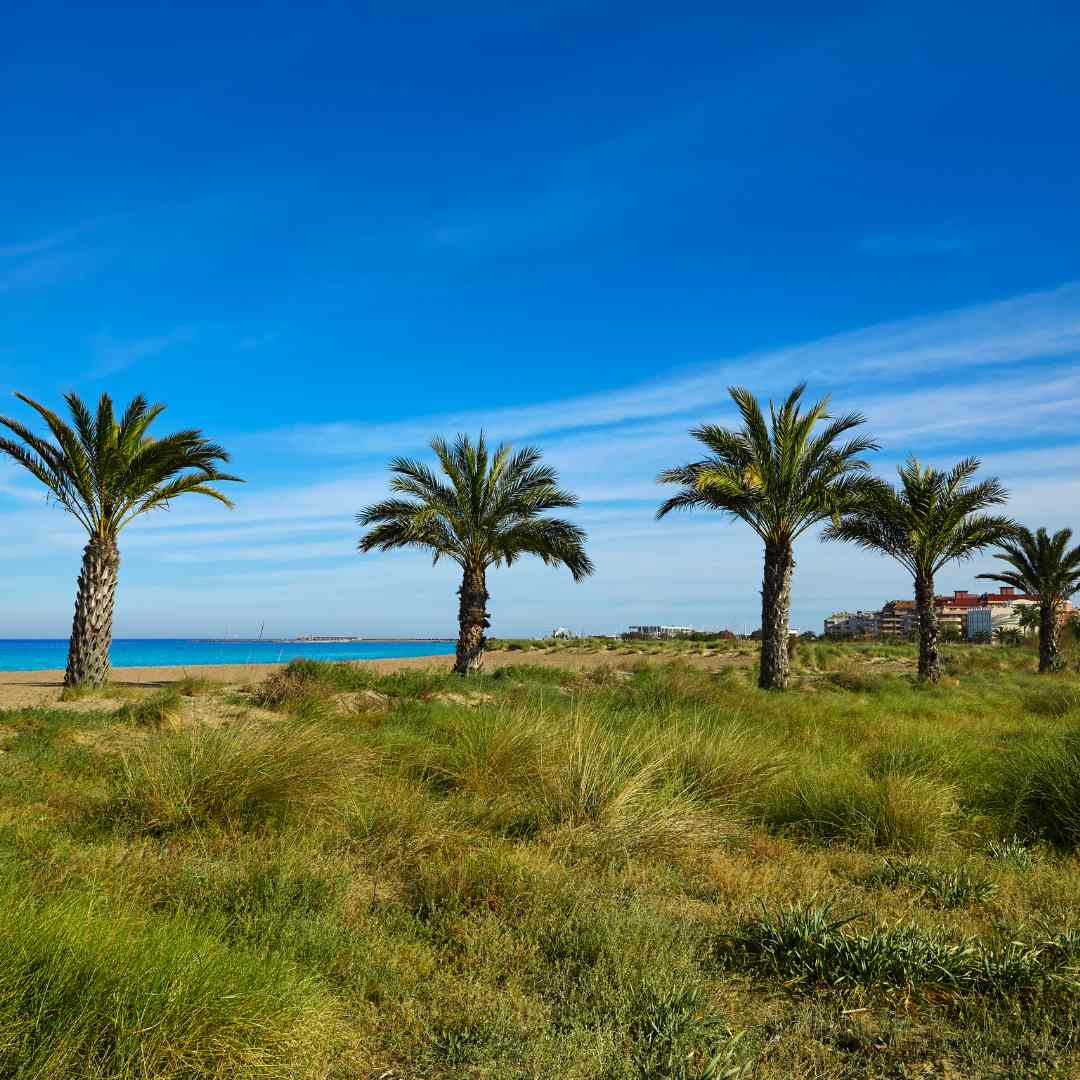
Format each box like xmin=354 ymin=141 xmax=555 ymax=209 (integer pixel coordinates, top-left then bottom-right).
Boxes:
xmin=1001 ymin=727 xmax=1080 ymax=849
xmin=764 ymin=769 xmax=959 ymax=851
xmin=0 ymin=879 xmax=337 ymax=1079
xmin=105 ymin=717 xmax=361 ymax=833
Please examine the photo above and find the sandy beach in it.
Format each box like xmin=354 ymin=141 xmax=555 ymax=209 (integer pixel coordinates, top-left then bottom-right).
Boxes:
xmin=0 ymin=646 xmax=696 ymax=710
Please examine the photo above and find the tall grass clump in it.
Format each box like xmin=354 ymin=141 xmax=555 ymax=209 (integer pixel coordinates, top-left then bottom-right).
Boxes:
xmin=115 ymin=686 xmax=184 ymax=727
xmin=106 ymin=718 xmax=361 ymax=833
xmin=402 ymin=707 xmax=544 ymax=800
xmin=534 ymin=712 xmax=736 ymax=859
xmin=0 ymin=881 xmax=336 ymax=1078
xmin=250 ymin=658 xmax=367 ymax=709
xmin=1025 ymin=684 xmax=1080 ymax=719
xmin=1002 ymin=727 xmax=1080 ymax=849
xmin=764 ymin=769 xmax=959 ymax=851
xmin=653 ymin=718 xmax=788 ymax=813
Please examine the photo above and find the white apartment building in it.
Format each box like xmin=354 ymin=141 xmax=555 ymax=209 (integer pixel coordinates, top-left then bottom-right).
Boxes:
xmin=626 ymin=625 xmax=694 ymax=639
xmin=966 ymin=598 xmax=1037 ymax=640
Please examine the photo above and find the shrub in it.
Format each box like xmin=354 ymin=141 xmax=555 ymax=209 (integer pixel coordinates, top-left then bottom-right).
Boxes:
xmin=404 ymin=708 xmax=543 ymax=802
xmin=106 ymin=718 xmax=360 ymax=833
xmin=250 ymin=659 xmax=368 ymax=709
xmin=406 ymin=845 xmax=536 ymax=920
xmin=828 ymin=670 xmax=887 ymax=694
xmin=0 ymin=881 xmax=336 ymax=1078
xmin=985 ymin=835 xmax=1038 ymax=868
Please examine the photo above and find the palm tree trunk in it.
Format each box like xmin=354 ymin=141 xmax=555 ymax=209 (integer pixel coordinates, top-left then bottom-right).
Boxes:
xmin=759 ymin=541 xmax=794 ymax=690
xmin=915 ymin=572 xmax=940 ymax=682
xmin=1039 ymin=602 xmax=1060 ymax=673
xmin=65 ymin=538 xmax=120 ymax=689
xmin=454 ymin=565 xmax=489 ymax=676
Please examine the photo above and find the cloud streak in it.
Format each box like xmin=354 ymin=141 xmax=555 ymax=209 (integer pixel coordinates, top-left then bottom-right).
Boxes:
xmin=257 ymin=280 xmax=1080 ymax=456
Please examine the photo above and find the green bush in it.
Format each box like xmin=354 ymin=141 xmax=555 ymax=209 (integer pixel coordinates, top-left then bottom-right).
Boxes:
xmin=653 ymin=719 xmax=787 ymax=811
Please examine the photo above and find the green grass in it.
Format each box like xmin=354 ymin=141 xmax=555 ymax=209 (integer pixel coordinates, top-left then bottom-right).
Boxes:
xmin=2 ymin=642 xmax=1080 ymax=1076
xmin=721 ymin=899 xmax=1080 ymax=996
xmin=101 ymin=716 xmax=363 ymax=833
xmin=0 ymin=875 xmax=337 ymax=1078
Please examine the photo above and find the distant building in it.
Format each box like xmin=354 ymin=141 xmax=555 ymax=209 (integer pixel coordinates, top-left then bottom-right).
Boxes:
xmin=551 ymin=627 xmax=574 ymax=639
xmin=967 ymin=597 xmax=1038 ymax=640
xmin=825 ymin=586 xmax=1044 ymax=643
xmin=823 ymin=610 xmax=881 ymax=639
xmin=879 ymin=600 xmax=916 ymax=638
xmin=625 ymin=625 xmax=694 ymax=640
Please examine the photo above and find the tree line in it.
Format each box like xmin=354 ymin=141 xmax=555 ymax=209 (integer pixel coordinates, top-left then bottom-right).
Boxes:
xmin=1 ymin=386 xmax=1078 ymax=691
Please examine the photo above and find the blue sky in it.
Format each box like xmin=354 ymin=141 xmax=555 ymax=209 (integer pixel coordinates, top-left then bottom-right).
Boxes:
xmin=1 ymin=2 xmax=1078 ymax=637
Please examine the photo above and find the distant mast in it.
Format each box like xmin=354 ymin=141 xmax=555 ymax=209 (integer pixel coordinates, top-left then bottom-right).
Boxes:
xmin=258 ymin=621 xmax=265 ymax=641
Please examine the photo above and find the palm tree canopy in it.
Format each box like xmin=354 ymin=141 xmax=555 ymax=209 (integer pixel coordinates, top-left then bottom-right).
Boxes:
xmin=655 ymin=383 xmax=879 ymax=543
xmin=357 ymin=433 xmax=594 ymax=580
xmin=822 ymin=456 xmax=1015 ymax=577
xmin=977 ymin=526 xmax=1080 ymax=605
xmin=0 ymin=392 xmax=241 ymax=539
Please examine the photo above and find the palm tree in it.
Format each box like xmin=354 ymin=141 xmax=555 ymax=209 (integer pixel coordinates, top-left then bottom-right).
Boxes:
xmin=0 ymin=392 xmax=241 ymax=688
xmin=656 ymin=384 xmax=878 ymax=691
xmin=1016 ymin=601 xmax=1042 ymax=639
xmin=823 ymin=457 xmax=1015 ymax=682
xmin=977 ymin=527 xmax=1080 ymax=673
xmin=357 ymin=433 xmax=593 ymax=675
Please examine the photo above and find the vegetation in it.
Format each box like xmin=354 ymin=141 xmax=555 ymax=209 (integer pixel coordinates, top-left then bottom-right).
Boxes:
xmin=3 ymin=645 xmax=1080 ymax=1076
xmin=0 ymin=392 xmax=240 ymax=688
xmin=978 ymin=525 xmax=1080 ymax=673
xmin=823 ymin=456 xmax=1015 ymax=682
xmin=656 ymin=383 xmax=876 ymax=690
xmin=357 ymin=432 xmax=593 ymax=675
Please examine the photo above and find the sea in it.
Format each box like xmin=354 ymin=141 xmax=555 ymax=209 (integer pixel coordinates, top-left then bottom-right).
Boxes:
xmin=0 ymin=639 xmax=457 ymax=672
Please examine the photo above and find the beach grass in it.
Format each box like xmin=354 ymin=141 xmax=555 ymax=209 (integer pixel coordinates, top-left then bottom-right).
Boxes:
xmin=1 ymin=639 xmax=1079 ymax=1076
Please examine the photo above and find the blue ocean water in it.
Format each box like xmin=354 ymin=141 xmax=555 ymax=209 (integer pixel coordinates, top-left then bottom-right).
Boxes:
xmin=0 ymin=639 xmax=457 ymax=672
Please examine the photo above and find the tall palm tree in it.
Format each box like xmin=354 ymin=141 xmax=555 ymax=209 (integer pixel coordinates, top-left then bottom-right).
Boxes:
xmin=823 ymin=457 xmax=1015 ymax=682
xmin=977 ymin=527 xmax=1080 ymax=673
xmin=656 ymin=384 xmax=878 ymax=691
xmin=357 ymin=433 xmax=593 ymax=675
xmin=0 ymin=392 xmax=241 ymax=688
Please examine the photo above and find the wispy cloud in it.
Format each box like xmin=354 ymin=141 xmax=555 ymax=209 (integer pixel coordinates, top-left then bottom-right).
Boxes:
xmin=0 ymin=218 xmax=101 ymax=260
xmin=3 ymin=279 xmax=1078 ymax=636
xmin=257 ymin=280 xmax=1080 ymax=457
xmin=0 ymin=218 xmax=104 ymax=294
xmin=89 ymin=326 xmax=197 ymax=378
